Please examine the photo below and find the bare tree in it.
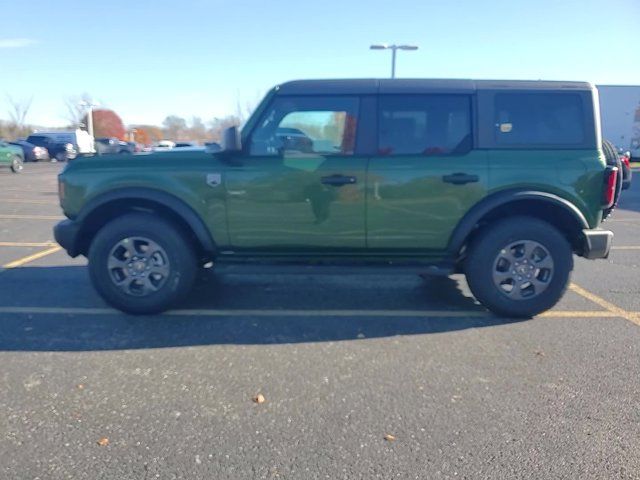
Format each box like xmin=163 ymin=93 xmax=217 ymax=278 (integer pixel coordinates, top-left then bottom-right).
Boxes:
xmin=188 ymin=116 xmax=208 ymax=142
xmin=208 ymin=115 xmax=241 ymax=142
xmin=64 ymin=93 xmax=94 ymax=127
xmin=235 ymin=90 xmax=262 ymax=124
xmin=162 ymin=115 xmax=188 ymax=141
xmin=6 ymin=95 xmax=33 ymax=128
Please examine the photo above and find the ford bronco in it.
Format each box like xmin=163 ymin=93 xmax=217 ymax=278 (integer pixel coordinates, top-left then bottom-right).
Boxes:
xmin=54 ymin=79 xmax=617 ymax=317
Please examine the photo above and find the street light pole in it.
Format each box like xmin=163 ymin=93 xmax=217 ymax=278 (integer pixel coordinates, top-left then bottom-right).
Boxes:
xmin=391 ymin=47 xmax=397 ymax=79
xmin=370 ymin=44 xmax=419 ymax=79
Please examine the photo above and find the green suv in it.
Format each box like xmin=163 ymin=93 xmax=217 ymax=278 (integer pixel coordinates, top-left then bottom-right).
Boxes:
xmin=54 ymin=79 xmax=617 ymax=317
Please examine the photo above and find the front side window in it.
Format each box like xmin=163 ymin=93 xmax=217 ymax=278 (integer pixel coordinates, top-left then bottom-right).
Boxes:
xmin=378 ymin=95 xmax=472 ymax=156
xmin=249 ymin=96 xmax=359 ymax=156
xmin=494 ymin=93 xmax=584 ymax=146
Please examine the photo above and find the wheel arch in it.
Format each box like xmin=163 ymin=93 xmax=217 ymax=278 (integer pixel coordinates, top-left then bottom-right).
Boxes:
xmin=75 ymin=187 xmax=217 ymax=261
xmin=448 ymin=189 xmax=590 ymax=261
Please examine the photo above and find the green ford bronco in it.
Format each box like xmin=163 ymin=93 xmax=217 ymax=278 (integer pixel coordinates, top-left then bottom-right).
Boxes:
xmin=55 ymin=79 xmax=618 ymax=317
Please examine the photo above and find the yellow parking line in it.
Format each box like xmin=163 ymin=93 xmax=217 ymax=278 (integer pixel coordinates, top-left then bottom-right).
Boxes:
xmin=611 ymin=246 xmax=640 ymax=250
xmin=538 ymin=310 xmax=617 ymax=318
xmin=569 ymin=283 xmax=640 ymax=327
xmin=0 ymin=305 xmax=623 ymax=319
xmin=0 ymin=242 xmax=57 ymax=247
xmin=0 ymin=246 xmax=62 ymax=271
xmin=0 ymin=214 xmax=63 ymax=220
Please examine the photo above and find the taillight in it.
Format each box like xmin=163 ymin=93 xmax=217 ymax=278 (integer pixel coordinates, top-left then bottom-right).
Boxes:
xmin=602 ymin=166 xmax=618 ymax=208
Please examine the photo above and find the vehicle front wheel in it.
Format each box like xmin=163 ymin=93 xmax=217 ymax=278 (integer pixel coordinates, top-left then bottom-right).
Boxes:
xmin=464 ymin=216 xmax=573 ymax=318
xmin=88 ymin=213 xmax=197 ymax=314
xmin=10 ymin=155 xmax=24 ymax=173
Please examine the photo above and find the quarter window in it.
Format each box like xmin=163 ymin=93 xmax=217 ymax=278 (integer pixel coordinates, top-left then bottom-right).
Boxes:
xmin=494 ymin=93 xmax=584 ymax=146
xmin=378 ymin=95 xmax=472 ymax=156
xmin=249 ymin=96 xmax=359 ymax=156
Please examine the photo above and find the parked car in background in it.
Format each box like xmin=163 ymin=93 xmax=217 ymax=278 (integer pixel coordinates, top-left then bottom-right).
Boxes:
xmin=9 ymin=140 xmax=50 ymax=162
xmin=276 ymin=127 xmax=314 ymax=152
xmin=26 ymin=135 xmax=77 ymax=162
xmin=153 ymin=140 xmax=176 ymax=151
xmin=619 ymin=150 xmax=632 ymax=190
xmin=95 ymin=137 xmax=120 ymax=155
xmin=32 ymin=129 xmax=95 ymax=156
xmin=126 ymin=141 xmax=143 ymax=153
xmin=154 ymin=145 xmax=206 ymax=153
xmin=118 ymin=141 xmax=136 ymax=154
xmin=0 ymin=140 xmax=24 ymax=172
xmin=95 ymin=137 xmax=135 ymax=155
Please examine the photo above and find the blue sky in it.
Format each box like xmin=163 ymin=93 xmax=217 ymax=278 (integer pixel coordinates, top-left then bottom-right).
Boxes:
xmin=1 ymin=0 xmax=638 ymax=127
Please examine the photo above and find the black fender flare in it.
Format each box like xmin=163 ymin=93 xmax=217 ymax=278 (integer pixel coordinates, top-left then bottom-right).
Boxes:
xmin=76 ymin=187 xmax=217 ymax=256
xmin=447 ymin=189 xmax=589 ymax=255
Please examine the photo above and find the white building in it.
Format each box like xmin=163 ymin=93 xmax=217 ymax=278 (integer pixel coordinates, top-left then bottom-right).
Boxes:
xmin=597 ymin=85 xmax=640 ymax=158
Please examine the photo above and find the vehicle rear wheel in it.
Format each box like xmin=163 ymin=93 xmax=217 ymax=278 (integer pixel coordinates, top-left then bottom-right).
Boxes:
xmin=10 ymin=155 xmax=23 ymax=173
xmin=465 ymin=216 xmax=573 ymax=318
xmin=88 ymin=213 xmax=197 ymax=314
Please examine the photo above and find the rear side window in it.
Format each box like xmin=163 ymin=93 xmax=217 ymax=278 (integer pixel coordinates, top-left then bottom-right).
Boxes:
xmin=494 ymin=93 xmax=584 ymax=146
xmin=378 ymin=95 xmax=472 ymax=156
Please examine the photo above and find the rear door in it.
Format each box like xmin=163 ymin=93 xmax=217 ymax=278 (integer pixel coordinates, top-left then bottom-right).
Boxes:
xmin=366 ymin=93 xmax=488 ymax=252
xmin=225 ymin=95 xmax=371 ymax=252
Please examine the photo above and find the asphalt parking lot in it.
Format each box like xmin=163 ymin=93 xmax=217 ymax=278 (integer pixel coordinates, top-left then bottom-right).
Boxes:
xmin=1 ymin=162 xmax=639 ymax=479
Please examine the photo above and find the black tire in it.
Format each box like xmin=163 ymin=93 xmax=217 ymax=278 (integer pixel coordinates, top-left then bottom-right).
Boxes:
xmin=602 ymin=139 xmax=622 ymax=219
xmin=10 ymin=155 xmax=24 ymax=173
xmin=55 ymin=152 xmax=67 ymax=162
xmin=88 ymin=212 xmax=197 ymax=314
xmin=465 ymin=216 xmax=573 ymax=318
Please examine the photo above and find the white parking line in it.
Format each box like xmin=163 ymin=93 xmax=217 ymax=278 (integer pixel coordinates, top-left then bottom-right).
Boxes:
xmin=0 ymin=214 xmax=63 ymax=220
xmin=0 ymin=242 xmax=57 ymax=247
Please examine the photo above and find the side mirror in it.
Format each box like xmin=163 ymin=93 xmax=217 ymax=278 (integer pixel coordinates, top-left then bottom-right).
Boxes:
xmin=222 ymin=126 xmax=241 ymax=153
xmin=205 ymin=142 xmax=221 ymax=153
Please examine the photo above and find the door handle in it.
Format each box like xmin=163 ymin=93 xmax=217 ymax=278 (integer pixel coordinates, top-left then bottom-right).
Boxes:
xmin=442 ymin=173 xmax=479 ymax=185
xmin=321 ymin=174 xmax=357 ymax=187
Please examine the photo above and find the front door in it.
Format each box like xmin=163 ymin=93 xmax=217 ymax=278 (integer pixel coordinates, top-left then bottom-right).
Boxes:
xmin=366 ymin=93 xmax=488 ymax=252
xmin=225 ymin=95 xmax=367 ymax=252
xmin=0 ymin=142 xmax=10 ymax=165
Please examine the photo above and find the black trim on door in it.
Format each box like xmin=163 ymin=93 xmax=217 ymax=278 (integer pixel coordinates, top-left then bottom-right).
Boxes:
xmin=354 ymin=95 xmax=378 ymax=156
